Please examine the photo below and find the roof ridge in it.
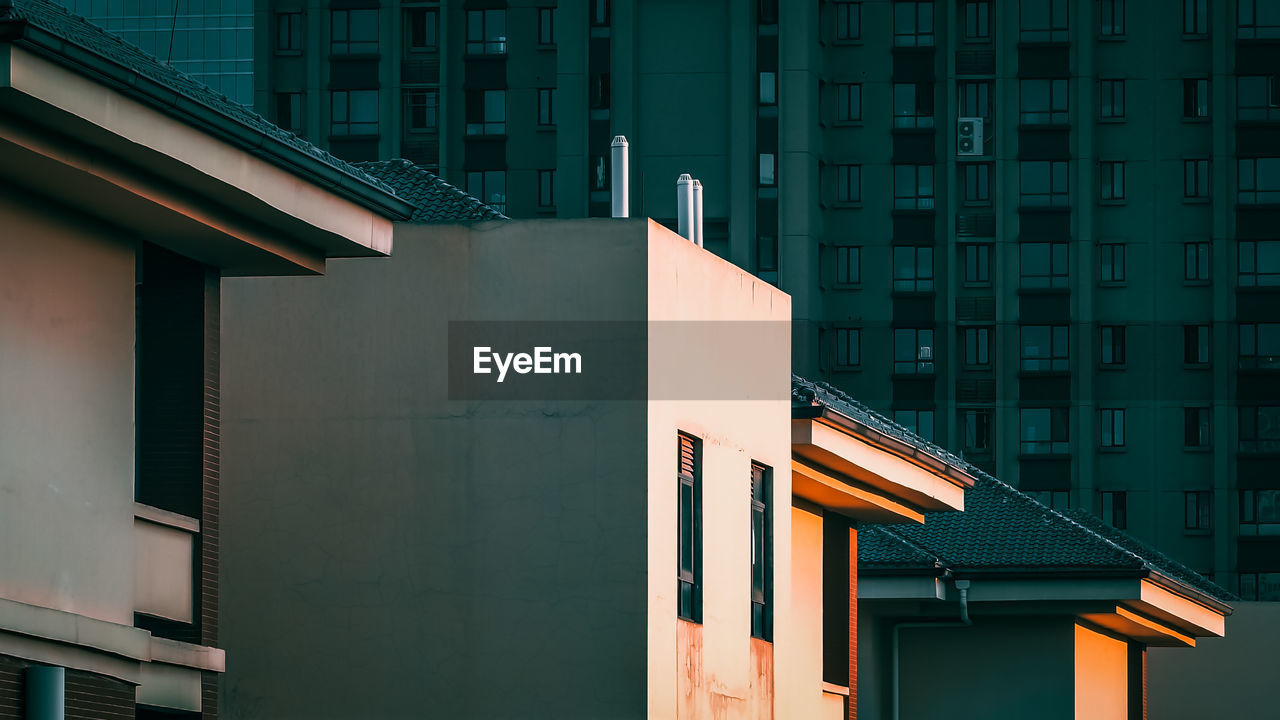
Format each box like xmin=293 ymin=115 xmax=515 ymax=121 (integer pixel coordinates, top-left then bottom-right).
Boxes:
xmin=351 ymin=159 xmax=508 ymax=223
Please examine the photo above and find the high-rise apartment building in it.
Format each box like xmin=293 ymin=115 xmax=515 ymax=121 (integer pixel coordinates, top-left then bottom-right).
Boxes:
xmin=255 ymin=0 xmax=1280 ymax=600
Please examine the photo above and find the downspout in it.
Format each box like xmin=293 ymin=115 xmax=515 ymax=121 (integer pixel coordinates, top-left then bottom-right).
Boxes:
xmin=891 ymin=579 xmax=971 ymax=720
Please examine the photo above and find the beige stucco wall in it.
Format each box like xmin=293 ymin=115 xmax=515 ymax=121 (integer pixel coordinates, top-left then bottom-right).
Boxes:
xmin=645 ymin=223 xmax=792 ymax=720
xmin=133 ymin=519 xmax=195 ymax=623
xmin=1073 ymin=623 xmax=1128 ymax=720
xmin=0 ymin=191 xmax=136 ymax=627
xmin=785 ymin=504 xmax=826 ymax=719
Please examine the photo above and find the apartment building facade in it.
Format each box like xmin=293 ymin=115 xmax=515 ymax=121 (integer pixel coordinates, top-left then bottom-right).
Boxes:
xmin=254 ymin=0 xmax=1280 ymax=601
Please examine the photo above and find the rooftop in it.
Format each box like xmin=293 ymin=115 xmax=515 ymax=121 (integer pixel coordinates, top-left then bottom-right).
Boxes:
xmin=354 ymin=160 xmax=508 ymax=223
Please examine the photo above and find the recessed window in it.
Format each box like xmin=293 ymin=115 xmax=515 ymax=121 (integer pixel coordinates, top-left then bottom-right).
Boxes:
xmin=1240 ymin=241 xmax=1280 ymax=287
xmin=1183 ymin=78 xmax=1210 ymax=119
xmin=835 ymin=327 xmax=861 ymax=368
xmin=758 ymin=0 xmax=779 ymax=24
xmin=760 ymin=72 xmax=777 ymax=106
xmin=960 ymin=163 xmax=992 ymax=206
xmin=405 ymin=89 xmax=438 ymax=131
xmin=277 ymin=11 xmax=302 ymax=52
xmin=330 ymin=89 xmax=378 ymax=136
xmin=1099 ymin=490 xmax=1127 ymax=528
xmin=465 ymin=90 xmax=506 ymax=135
xmin=1027 ymin=490 xmax=1070 ymax=510
xmin=894 ymin=410 xmax=935 ymax=441
xmin=894 ymin=165 xmax=935 ymax=210
xmin=1184 ymin=325 xmax=1211 ymax=365
xmin=893 ymin=328 xmax=935 ymax=375
xmin=1185 ymin=491 xmax=1212 ymax=529
xmin=677 ymin=433 xmax=702 ymax=622
xmin=749 ymin=462 xmax=772 ymax=640
xmin=1240 ymin=408 xmax=1280 ymax=452
xmin=406 ymin=7 xmax=438 ymax=51
xmin=1019 ymin=160 xmax=1069 ymax=207
xmin=1020 ymin=242 xmax=1068 ymax=289
xmin=1240 ymin=323 xmax=1280 ymax=370
xmin=1239 ymin=0 xmax=1280 ymax=39
xmin=1239 ymin=572 xmax=1280 ymax=600
xmin=958 ymin=81 xmax=992 ymax=120
xmin=1019 ymin=78 xmax=1068 ymax=124
xmin=1099 ymin=0 xmax=1124 ymax=36
xmin=962 ymin=0 xmax=991 ymax=41
xmin=537 ymin=88 xmax=555 ymax=127
xmin=1100 ymin=325 xmax=1127 ymax=366
xmin=1240 ymin=489 xmax=1280 ymax=534
xmin=1184 ymin=407 xmax=1212 ymax=448
xmin=835 ymin=1 xmax=861 ymax=40
xmin=1099 ymin=161 xmax=1126 ymax=201
xmin=538 ymin=7 xmax=556 ymax=45
xmin=1184 ymin=0 xmax=1208 ymax=35
xmin=836 ymin=164 xmax=861 ymax=204
xmin=1100 ymin=243 xmax=1125 ymax=283
xmin=590 ymin=72 xmax=611 ymax=109
xmin=1239 ymin=158 xmax=1280 ymax=204
xmin=1020 ymin=325 xmax=1068 ymax=372
xmin=1099 ymin=79 xmax=1126 ymax=119
xmin=1184 ymin=241 xmax=1211 ymax=281
xmin=466 ymin=170 xmax=507 ymax=214
xmin=892 ymin=245 xmax=934 ymax=293
xmin=1020 ymin=0 xmax=1068 ymax=42
xmin=1100 ymin=409 xmax=1126 ymax=448
xmin=893 ymin=83 xmax=934 ymax=128
xmin=963 ymin=243 xmax=992 ymax=285
xmin=1020 ymin=407 xmax=1069 ymax=455
xmin=538 ymin=170 xmax=555 ymax=208
xmin=591 ymin=0 xmax=611 ymax=26
xmin=759 ymin=154 xmax=777 ymax=187
xmin=275 ymin=91 xmax=302 ymax=133
xmin=836 ymin=83 xmax=862 ymax=122
xmin=962 ymin=409 xmax=993 ymax=454
xmin=835 ymin=247 xmax=861 ymax=287
xmin=1184 ymin=159 xmax=1211 ymax=199
xmin=466 ymin=9 xmax=507 ymax=55
xmin=757 ymin=236 xmax=778 ymax=275
xmin=1238 ymin=76 xmax=1280 ymax=121
xmin=331 ymin=9 xmax=378 ymax=55
xmin=893 ymin=1 xmax=934 ymax=47
xmin=963 ymin=327 xmax=991 ymax=367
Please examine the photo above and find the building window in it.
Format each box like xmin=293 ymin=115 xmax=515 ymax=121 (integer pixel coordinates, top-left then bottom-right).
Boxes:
xmin=1239 ymin=158 xmax=1280 ymax=204
xmin=1240 ymin=573 xmax=1280 ymax=600
xmin=961 ymin=163 xmax=992 ymax=206
xmin=330 ymin=89 xmax=378 ymax=136
xmin=1099 ymin=161 xmax=1126 ymax=201
xmin=1100 ymin=408 xmax=1126 ymax=448
xmin=465 ymin=90 xmax=506 ymax=135
xmin=1185 ymin=491 xmax=1212 ymax=529
xmin=331 ymin=9 xmax=378 ymax=55
xmin=538 ymin=7 xmax=556 ymax=45
xmin=537 ymin=88 xmax=555 ymax=126
xmin=1020 ymin=407 xmax=1069 ymax=454
xmin=835 ymin=1 xmax=861 ymax=40
xmin=1100 ymin=325 xmax=1127 ymax=366
xmin=1240 ymin=323 xmax=1280 ymax=370
xmin=1184 ymin=159 xmax=1210 ymax=199
xmin=466 ymin=9 xmax=507 ymax=55
xmin=538 ymin=170 xmax=555 ymax=208
xmin=1238 ymin=76 xmax=1280 ymax=121
xmin=677 ymin=433 xmax=702 ymax=621
xmin=277 ymin=11 xmax=302 ymax=52
xmin=1020 ymin=0 xmax=1068 ymax=42
xmin=405 ymin=89 xmax=438 ymax=131
xmin=275 ymin=91 xmax=302 ymax=133
xmin=1099 ymin=0 xmax=1124 ymax=36
xmin=466 ymin=170 xmax=507 ymax=214
xmin=1239 ymin=0 xmax=1280 ymax=39
xmin=892 ymin=245 xmax=934 ymax=292
xmin=760 ymin=72 xmax=777 ymax=106
xmin=1100 ymin=243 xmax=1125 ymax=283
xmin=1240 ymin=489 xmax=1280 ymax=534
xmin=406 ymin=7 xmax=438 ymax=50
xmin=893 ymin=83 xmax=934 ymax=128
xmin=1184 ymin=0 xmax=1208 ymax=34
xmin=590 ymin=72 xmax=611 ymax=109
xmin=893 ymin=1 xmax=934 ymax=46
xmin=591 ymin=0 xmax=611 ymax=25
xmin=1020 ymin=78 xmax=1068 ymax=124
xmin=894 ymin=410 xmax=935 ymax=441
xmin=1185 ymin=325 xmax=1211 ymax=365
xmin=1184 ymin=407 xmax=1212 ymax=448
xmin=759 ymin=154 xmax=777 ymax=187
xmin=1240 ymin=241 xmax=1280 ymax=287
xmin=1183 ymin=78 xmax=1210 ymax=119
xmin=1020 ymin=160 xmax=1069 ymax=207
xmin=958 ymin=81 xmax=992 ymax=120
xmin=1241 ymin=408 xmax=1280 ymax=452
xmin=894 ymin=165 xmax=935 ymax=210
xmin=750 ymin=462 xmax=772 ymax=640
xmin=1099 ymin=79 xmax=1126 ymax=119
xmin=758 ymin=236 xmax=778 ymax=275
xmin=963 ymin=0 xmax=991 ymax=41
xmin=1020 ymin=242 xmax=1068 ymax=289
xmin=835 ymin=327 xmax=861 ymax=368
xmin=893 ymin=328 xmax=935 ymax=375
xmin=1184 ymin=241 xmax=1210 ymax=281
xmin=837 ymin=165 xmax=861 ymax=203
xmin=1099 ymin=490 xmax=1127 ymax=528
xmin=962 ymin=409 xmax=993 ymax=454
xmin=836 ymin=83 xmax=862 ymax=122
xmin=759 ymin=0 xmax=779 ymax=24
xmin=1028 ymin=490 xmax=1070 ymax=510
xmin=1020 ymin=325 xmax=1069 ymax=371
xmin=964 ymin=243 xmax=992 ymax=285
xmin=834 ymin=247 xmax=861 ymax=286
xmin=963 ymin=327 xmax=991 ymax=367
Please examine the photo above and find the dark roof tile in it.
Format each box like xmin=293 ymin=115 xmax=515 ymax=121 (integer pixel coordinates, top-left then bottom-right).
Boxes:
xmin=353 ymin=159 xmax=508 ymax=223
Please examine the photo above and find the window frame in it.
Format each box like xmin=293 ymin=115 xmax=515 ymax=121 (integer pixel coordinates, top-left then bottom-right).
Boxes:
xmin=834 ymin=327 xmax=861 ymax=369
xmin=1184 ymin=324 xmax=1211 ymax=366
xmin=1019 ymin=242 xmax=1069 ymax=289
xmin=963 ymin=326 xmax=992 ymax=368
xmin=1239 ymin=0 xmax=1280 ymax=39
xmin=893 ymin=82 xmax=935 ymax=129
xmin=677 ymin=433 xmax=703 ymax=622
xmin=1184 ymin=159 xmax=1211 ymax=200
xmin=405 ymin=88 xmax=439 ymax=132
xmin=1019 ymin=78 xmax=1069 ymax=125
xmin=1100 ymin=325 xmax=1127 ymax=366
xmin=963 ymin=243 xmax=992 ymax=286
xmin=836 ymin=164 xmax=862 ymax=204
xmin=1019 ymin=160 xmax=1070 ymax=207
xmin=1099 ymin=78 xmax=1126 ymax=119
xmin=330 ymin=8 xmax=379 ymax=56
xmin=1239 ymin=157 xmax=1280 ymax=205
xmin=1237 ymin=75 xmax=1280 ymax=122
xmin=962 ymin=0 xmax=992 ymax=42
xmin=277 ymin=11 xmax=302 ymax=52
xmin=1020 ymin=406 xmax=1070 ymax=455
xmin=962 ymin=408 xmax=994 ymax=455
xmin=1099 ymin=0 xmax=1125 ymax=36
xmin=465 ymin=8 xmax=507 ymax=55
xmin=538 ymin=169 xmax=555 ymax=209
xmin=750 ymin=462 xmax=772 ymax=641
xmin=405 ymin=7 xmax=439 ymax=51
xmin=836 ymin=83 xmax=862 ymax=122
xmin=1183 ymin=78 xmax=1211 ymax=119
xmin=1020 ymin=0 xmax=1069 ymax=42
xmin=1184 ymin=241 xmax=1211 ymax=282
xmin=1100 ymin=243 xmax=1126 ymax=283
xmin=892 ymin=245 xmax=935 ymax=293
xmin=1185 ymin=490 xmax=1212 ymax=530
xmin=1239 ymin=323 xmax=1280 ymax=371
xmin=893 ymin=327 xmax=936 ymax=375
xmin=538 ymin=7 xmax=557 ymax=46
xmin=1240 ymin=240 xmax=1280 ymax=287
xmin=1020 ymin=324 xmax=1069 ymax=372
xmin=329 ymin=89 xmax=379 ymax=137
xmin=1099 ymin=161 xmax=1126 ymax=202
xmin=1099 ymin=490 xmax=1127 ymax=529
xmin=835 ymin=0 xmax=862 ymax=41
xmin=893 ymin=1 xmax=935 ymax=47
xmin=465 ymin=89 xmax=507 ymax=136
xmin=835 ymin=246 xmax=862 ymax=287
xmin=1184 ymin=0 xmax=1208 ymax=35
xmin=1184 ymin=406 xmax=1212 ymax=448
xmin=1099 ymin=408 xmax=1126 ymax=449
xmin=894 ymin=164 xmax=936 ymax=210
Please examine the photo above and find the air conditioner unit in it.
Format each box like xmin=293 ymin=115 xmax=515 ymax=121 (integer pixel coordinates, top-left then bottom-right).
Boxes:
xmin=957 ymin=117 xmax=984 ymax=156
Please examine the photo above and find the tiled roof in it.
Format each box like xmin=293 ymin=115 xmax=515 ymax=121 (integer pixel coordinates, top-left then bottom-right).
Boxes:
xmin=0 ymin=0 xmax=407 ymax=215
xmin=353 ymin=159 xmax=508 ymax=223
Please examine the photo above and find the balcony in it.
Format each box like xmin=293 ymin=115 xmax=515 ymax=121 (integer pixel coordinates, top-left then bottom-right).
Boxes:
xmin=134 ymin=503 xmax=198 ymax=625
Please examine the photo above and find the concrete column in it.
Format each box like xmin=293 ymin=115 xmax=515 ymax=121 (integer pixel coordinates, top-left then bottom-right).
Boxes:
xmin=24 ymin=666 xmax=64 ymax=720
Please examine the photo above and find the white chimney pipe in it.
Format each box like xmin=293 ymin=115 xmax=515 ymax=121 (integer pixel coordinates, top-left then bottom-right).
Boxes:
xmin=611 ymin=135 xmax=629 ymax=218
xmin=692 ymin=179 xmax=704 ymax=248
xmin=676 ymin=174 xmax=694 ymax=241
